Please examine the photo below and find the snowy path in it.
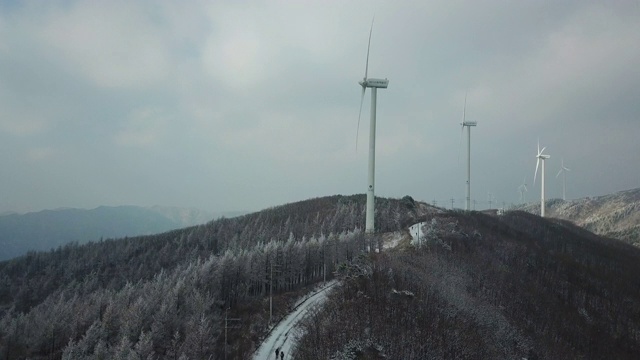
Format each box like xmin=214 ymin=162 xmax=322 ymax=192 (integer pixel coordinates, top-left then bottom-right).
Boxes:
xmin=253 ymin=280 xmax=338 ymax=360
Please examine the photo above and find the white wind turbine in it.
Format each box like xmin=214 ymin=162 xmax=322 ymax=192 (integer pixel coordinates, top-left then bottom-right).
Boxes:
xmin=556 ymin=159 xmax=571 ymax=201
xmin=460 ymin=92 xmax=477 ymax=211
xmin=518 ymin=177 xmax=528 ymax=204
xmin=533 ymin=140 xmax=550 ymax=217
xmin=356 ymin=19 xmax=389 ymax=234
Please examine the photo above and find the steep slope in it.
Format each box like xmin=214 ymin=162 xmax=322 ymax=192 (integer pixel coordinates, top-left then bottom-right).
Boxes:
xmin=518 ymin=187 xmax=640 ymax=246
xmin=293 ymin=210 xmax=640 ymax=359
xmin=0 ymin=205 xmax=215 ymax=260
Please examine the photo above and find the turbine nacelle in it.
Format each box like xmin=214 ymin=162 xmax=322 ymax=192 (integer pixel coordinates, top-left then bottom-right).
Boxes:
xmin=533 ymin=142 xmax=549 ymax=185
xmin=462 ymin=121 xmax=477 ymax=127
xmin=359 ymin=78 xmax=389 ymax=88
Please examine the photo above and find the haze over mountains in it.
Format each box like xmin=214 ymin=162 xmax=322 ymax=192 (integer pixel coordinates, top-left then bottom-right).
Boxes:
xmin=0 ymin=206 xmax=245 ymax=261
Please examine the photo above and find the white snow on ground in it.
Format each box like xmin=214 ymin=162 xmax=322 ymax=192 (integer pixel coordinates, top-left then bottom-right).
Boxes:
xmin=254 ymin=223 xmax=425 ymax=358
xmin=382 ymin=231 xmax=404 ymax=249
xmin=409 ymin=222 xmax=426 ymax=246
xmin=253 ymin=280 xmax=338 ymax=360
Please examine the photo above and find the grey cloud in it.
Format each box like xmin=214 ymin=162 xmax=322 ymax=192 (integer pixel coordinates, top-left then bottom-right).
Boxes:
xmin=0 ymin=0 xmax=638 ymax=214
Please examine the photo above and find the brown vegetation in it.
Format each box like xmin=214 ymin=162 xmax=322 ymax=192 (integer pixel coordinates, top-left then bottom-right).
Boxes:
xmin=294 ymin=210 xmax=640 ymax=359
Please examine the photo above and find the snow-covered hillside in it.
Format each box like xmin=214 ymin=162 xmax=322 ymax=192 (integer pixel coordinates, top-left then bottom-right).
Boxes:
xmin=515 ymin=188 xmax=640 ymax=246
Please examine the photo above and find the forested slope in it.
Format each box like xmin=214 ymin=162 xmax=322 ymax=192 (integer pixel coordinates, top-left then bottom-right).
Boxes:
xmin=5 ymin=194 xmax=636 ymax=359
xmin=0 ymin=195 xmax=430 ymax=359
xmin=294 ymin=210 xmax=640 ymax=359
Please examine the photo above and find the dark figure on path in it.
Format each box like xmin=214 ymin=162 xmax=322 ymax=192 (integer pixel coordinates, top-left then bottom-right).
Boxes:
xmin=281 ymin=351 xmax=284 ymax=360
xmin=275 ymin=348 xmax=279 ymax=358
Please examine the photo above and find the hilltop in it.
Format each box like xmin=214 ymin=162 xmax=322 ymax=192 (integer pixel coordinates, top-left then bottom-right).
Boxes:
xmin=517 ymin=187 xmax=640 ymax=246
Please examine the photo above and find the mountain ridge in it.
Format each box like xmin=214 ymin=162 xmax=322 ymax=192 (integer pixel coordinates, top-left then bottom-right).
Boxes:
xmin=516 ymin=187 xmax=640 ymax=246
xmin=1 ymin=194 xmax=639 ymax=359
xmin=0 ymin=205 xmax=230 ymax=260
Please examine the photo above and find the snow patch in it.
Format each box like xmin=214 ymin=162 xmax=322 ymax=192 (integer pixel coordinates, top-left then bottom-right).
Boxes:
xmin=409 ymin=222 xmax=426 ymax=246
xmin=382 ymin=231 xmax=404 ymax=249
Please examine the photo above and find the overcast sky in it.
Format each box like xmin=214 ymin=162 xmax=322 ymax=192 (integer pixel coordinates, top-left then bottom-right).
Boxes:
xmin=1 ymin=0 xmax=638 ymax=214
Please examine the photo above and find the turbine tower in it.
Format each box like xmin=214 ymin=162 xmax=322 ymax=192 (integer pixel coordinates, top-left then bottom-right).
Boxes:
xmin=356 ymin=19 xmax=388 ymax=234
xmin=533 ymin=140 xmax=550 ymax=217
xmin=460 ymin=92 xmax=477 ymax=211
xmin=556 ymin=159 xmax=571 ymax=201
xmin=518 ymin=177 xmax=528 ymax=204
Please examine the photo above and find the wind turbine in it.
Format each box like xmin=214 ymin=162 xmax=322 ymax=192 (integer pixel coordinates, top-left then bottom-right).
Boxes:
xmin=356 ymin=19 xmax=389 ymax=234
xmin=460 ymin=92 xmax=477 ymax=210
xmin=533 ymin=140 xmax=550 ymax=217
xmin=518 ymin=177 xmax=528 ymax=204
xmin=556 ymin=159 xmax=571 ymax=201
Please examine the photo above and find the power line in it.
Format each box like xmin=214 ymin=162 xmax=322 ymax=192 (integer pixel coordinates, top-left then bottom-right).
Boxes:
xmin=224 ymin=308 xmax=241 ymax=360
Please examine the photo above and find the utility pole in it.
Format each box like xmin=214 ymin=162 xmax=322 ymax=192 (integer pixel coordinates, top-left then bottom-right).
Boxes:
xmin=269 ymin=260 xmax=282 ymax=325
xmin=224 ymin=308 xmax=241 ymax=360
xmin=432 ymin=199 xmax=437 ymax=207
xmin=321 ymin=240 xmax=327 ymax=284
xmin=450 ymin=198 xmax=455 ymax=209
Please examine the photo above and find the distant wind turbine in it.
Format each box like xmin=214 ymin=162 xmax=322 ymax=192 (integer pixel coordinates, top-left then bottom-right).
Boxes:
xmin=556 ymin=159 xmax=571 ymax=201
xmin=356 ymin=18 xmax=389 ymax=234
xmin=533 ymin=140 xmax=550 ymax=217
xmin=518 ymin=177 xmax=528 ymax=204
xmin=487 ymin=192 xmax=494 ymax=209
xmin=460 ymin=92 xmax=477 ymax=211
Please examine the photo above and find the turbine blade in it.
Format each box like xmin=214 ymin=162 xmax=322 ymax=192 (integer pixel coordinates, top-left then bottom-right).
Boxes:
xmin=356 ymin=86 xmax=366 ymax=151
xmin=463 ymin=91 xmax=467 ymax=123
xmin=534 ymin=158 xmax=540 ymax=185
xmin=565 ymin=167 xmax=571 ymax=171
xmin=539 ymin=146 xmax=546 ymax=155
xmin=364 ymin=17 xmax=374 ymax=80
xmin=556 ymin=168 xmax=562 ymax=178
xmin=457 ymin=92 xmax=467 ymax=164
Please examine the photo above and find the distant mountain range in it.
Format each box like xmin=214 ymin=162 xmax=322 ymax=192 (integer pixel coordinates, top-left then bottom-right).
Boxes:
xmin=0 ymin=206 xmax=244 ymax=260
xmin=515 ymin=187 xmax=640 ymax=246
